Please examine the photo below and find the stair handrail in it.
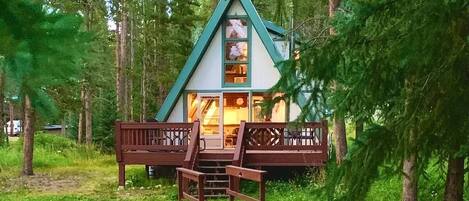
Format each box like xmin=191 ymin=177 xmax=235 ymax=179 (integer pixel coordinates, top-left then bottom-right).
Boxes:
xmin=233 ymin=121 xmax=247 ymax=167
xmin=183 ymin=120 xmax=200 ymax=170
xmin=177 ymin=167 xmax=206 ymax=201
xmin=226 ymin=165 xmax=267 ymax=201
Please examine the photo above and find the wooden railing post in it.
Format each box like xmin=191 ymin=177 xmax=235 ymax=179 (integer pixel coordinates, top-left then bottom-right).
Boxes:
xmin=115 ymin=121 xmax=122 ymax=163
xmin=184 ymin=120 xmax=200 ymax=169
xmin=115 ymin=121 xmax=126 ymax=187
xmin=321 ymin=120 xmax=329 ymax=161
xmin=176 ymin=168 xmax=206 ymax=201
xmin=226 ymin=166 xmax=267 ymax=201
xmin=233 ymin=121 xmax=246 ymax=166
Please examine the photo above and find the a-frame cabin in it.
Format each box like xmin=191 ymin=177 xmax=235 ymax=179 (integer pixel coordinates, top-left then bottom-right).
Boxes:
xmin=115 ymin=0 xmax=329 ymax=196
xmin=156 ymin=0 xmax=309 ymax=149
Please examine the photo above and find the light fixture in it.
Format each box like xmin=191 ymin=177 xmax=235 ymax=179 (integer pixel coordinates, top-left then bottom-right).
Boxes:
xmin=236 ymin=98 xmax=244 ymax=106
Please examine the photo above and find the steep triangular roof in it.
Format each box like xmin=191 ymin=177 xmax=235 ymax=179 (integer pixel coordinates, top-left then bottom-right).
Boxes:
xmin=156 ymin=0 xmax=313 ymax=121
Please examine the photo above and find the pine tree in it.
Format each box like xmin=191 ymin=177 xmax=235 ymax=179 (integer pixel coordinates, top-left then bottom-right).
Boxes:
xmin=0 ymin=0 xmax=86 ymax=175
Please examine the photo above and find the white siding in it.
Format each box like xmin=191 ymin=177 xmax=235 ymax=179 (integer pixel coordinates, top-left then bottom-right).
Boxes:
xmin=186 ymin=28 xmax=223 ymax=90
xmin=228 ymin=0 xmax=246 ymax=15
xmin=289 ymin=102 xmax=302 ymax=121
xmin=167 ymin=96 xmax=184 ymax=122
xmin=250 ymin=28 xmax=281 ymax=89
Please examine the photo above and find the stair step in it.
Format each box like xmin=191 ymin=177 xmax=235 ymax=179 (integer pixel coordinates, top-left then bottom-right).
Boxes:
xmin=206 ymin=180 xmax=229 ymax=183
xmin=205 ymin=194 xmax=229 ymax=198
xmin=205 ymin=187 xmax=227 ymax=191
xmin=205 ymin=173 xmax=227 ymax=176
xmin=199 ymin=159 xmax=232 ymax=162
xmin=199 ymin=166 xmax=225 ymax=169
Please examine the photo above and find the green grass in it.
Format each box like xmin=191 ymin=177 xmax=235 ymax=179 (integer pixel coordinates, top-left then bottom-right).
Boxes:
xmin=0 ymin=133 xmax=467 ymax=201
xmin=0 ymin=133 xmax=177 ymax=201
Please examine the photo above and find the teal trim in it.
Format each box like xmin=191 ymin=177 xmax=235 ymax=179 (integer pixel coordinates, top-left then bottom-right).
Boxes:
xmin=262 ymin=20 xmax=286 ymax=36
xmin=157 ymin=0 xmax=315 ymax=121
xmin=156 ymin=0 xmax=233 ymax=121
xmin=239 ymin=0 xmax=283 ymax=64
xmin=222 ymin=15 xmax=252 ymax=88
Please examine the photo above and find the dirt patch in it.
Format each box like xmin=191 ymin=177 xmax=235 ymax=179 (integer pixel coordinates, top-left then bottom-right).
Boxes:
xmin=2 ymin=174 xmax=81 ymax=193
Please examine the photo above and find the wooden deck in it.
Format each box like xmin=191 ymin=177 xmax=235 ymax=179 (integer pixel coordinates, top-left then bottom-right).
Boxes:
xmin=115 ymin=120 xmax=328 ymax=187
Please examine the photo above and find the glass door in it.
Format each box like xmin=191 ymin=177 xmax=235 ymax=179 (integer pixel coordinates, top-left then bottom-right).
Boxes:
xmin=188 ymin=93 xmax=223 ymax=149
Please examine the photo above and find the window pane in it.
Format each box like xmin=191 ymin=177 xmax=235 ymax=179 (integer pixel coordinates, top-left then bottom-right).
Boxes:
xmin=223 ymin=93 xmax=249 ymax=148
xmin=225 ymin=42 xmax=248 ymax=61
xmin=252 ymin=93 xmax=286 ymax=122
xmin=224 ymin=64 xmax=247 ymax=84
xmin=225 ymin=19 xmax=248 ymax=39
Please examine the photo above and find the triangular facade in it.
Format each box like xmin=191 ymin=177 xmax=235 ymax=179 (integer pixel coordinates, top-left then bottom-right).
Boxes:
xmin=157 ymin=0 xmax=310 ymax=124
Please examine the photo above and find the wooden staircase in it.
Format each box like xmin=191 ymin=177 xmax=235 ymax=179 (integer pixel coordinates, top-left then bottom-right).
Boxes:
xmin=197 ymin=158 xmax=231 ymax=199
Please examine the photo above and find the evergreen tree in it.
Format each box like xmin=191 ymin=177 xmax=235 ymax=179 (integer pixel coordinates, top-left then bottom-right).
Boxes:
xmin=275 ymin=0 xmax=469 ymax=200
xmin=0 ymin=0 xmax=86 ymax=175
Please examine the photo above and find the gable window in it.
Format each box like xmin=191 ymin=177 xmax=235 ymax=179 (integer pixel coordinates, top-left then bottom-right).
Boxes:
xmin=223 ymin=17 xmax=250 ymax=87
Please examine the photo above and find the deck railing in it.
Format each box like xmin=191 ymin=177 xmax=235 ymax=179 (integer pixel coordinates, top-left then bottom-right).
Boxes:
xmin=233 ymin=121 xmax=328 ymax=167
xmin=226 ymin=165 xmax=267 ymax=201
xmin=115 ymin=121 xmax=200 ymax=186
xmin=177 ymin=168 xmax=205 ymax=201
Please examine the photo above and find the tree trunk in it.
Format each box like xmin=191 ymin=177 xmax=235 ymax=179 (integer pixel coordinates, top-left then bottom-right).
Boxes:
xmin=402 ymin=152 xmax=418 ymax=201
xmin=333 ymin=114 xmax=347 ymax=164
xmin=84 ymin=88 xmax=92 ymax=145
xmin=140 ymin=41 xmax=147 ymax=122
xmin=60 ymin=116 xmax=66 ymax=136
xmin=328 ymin=0 xmax=347 ymax=165
xmin=355 ymin=120 xmax=363 ymax=138
xmin=0 ymin=72 xmax=5 ymax=145
xmin=9 ymin=102 xmax=14 ymax=136
xmin=128 ymin=8 xmax=135 ymax=122
xmin=444 ymin=155 xmax=465 ymax=201
xmin=118 ymin=7 xmax=128 ymax=120
xmin=22 ymin=95 xmax=35 ymax=176
xmin=78 ymin=88 xmax=84 ymax=144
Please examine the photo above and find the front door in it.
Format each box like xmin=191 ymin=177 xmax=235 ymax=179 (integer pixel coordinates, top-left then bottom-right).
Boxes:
xmin=195 ymin=94 xmax=223 ymax=149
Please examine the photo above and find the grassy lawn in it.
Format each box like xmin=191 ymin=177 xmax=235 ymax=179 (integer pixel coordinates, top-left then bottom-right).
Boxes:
xmin=0 ymin=133 xmax=466 ymax=201
xmin=0 ymin=133 xmax=178 ymax=201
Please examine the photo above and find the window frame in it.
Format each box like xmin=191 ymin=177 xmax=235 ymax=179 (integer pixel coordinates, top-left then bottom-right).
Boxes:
xmin=222 ymin=15 xmax=252 ymax=88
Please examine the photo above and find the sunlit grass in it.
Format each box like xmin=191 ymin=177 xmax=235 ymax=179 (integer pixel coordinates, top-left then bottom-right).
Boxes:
xmin=0 ymin=133 xmax=467 ymax=201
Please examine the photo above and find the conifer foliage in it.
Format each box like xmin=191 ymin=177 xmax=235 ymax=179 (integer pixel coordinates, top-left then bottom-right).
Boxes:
xmin=274 ymin=0 xmax=469 ymax=200
xmin=0 ymin=0 xmax=86 ymax=175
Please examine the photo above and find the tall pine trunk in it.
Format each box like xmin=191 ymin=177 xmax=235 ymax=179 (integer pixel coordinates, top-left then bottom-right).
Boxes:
xmin=402 ymin=78 xmax=418 ymax=201
xmin=9 ymin=102 xmax=14 ymax=136
xmin=402 ymin=152 xmax=418 ymax=201
xmin=128 ymin=9 xmax=135 ymax=122
xmin=333 ymin=114 xmax=347 ymax=164
xmin=0 ymin=72 xmax=5 ymax=145
xmin=355 ymin=120 xmax=364 ymax=138
xmin=22 ymin=95 xmax=35 ymax=176
xmin=84 ymin=88 xmax=92 ymax=145
xmin=444 ymin=152 xmax=465 ymax=201
xmin=329 ymin=0 xmax=347 ymax=164
xmin=78 ymin=88 xmax=85 ymax=143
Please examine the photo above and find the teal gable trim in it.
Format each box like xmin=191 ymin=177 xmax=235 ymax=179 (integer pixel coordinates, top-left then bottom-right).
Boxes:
xmin=156 ymin=0 xmax=232 ymax=121
xmin=239 ymin=0 xmax=283 ymax=64
xmin=263 ymin=20 xmax=286 ymax=36
xmin=156 ymin=0 xmax=315 ymax=121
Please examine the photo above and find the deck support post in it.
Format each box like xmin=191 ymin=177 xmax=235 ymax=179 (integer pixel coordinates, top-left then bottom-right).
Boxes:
xmin=198 ymin=176 xmax=205 ymax=201
xmin=259 ymin=177 xmax=265 ymax=201
xmin=118 ymin=163 xmax=125 ymax=187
